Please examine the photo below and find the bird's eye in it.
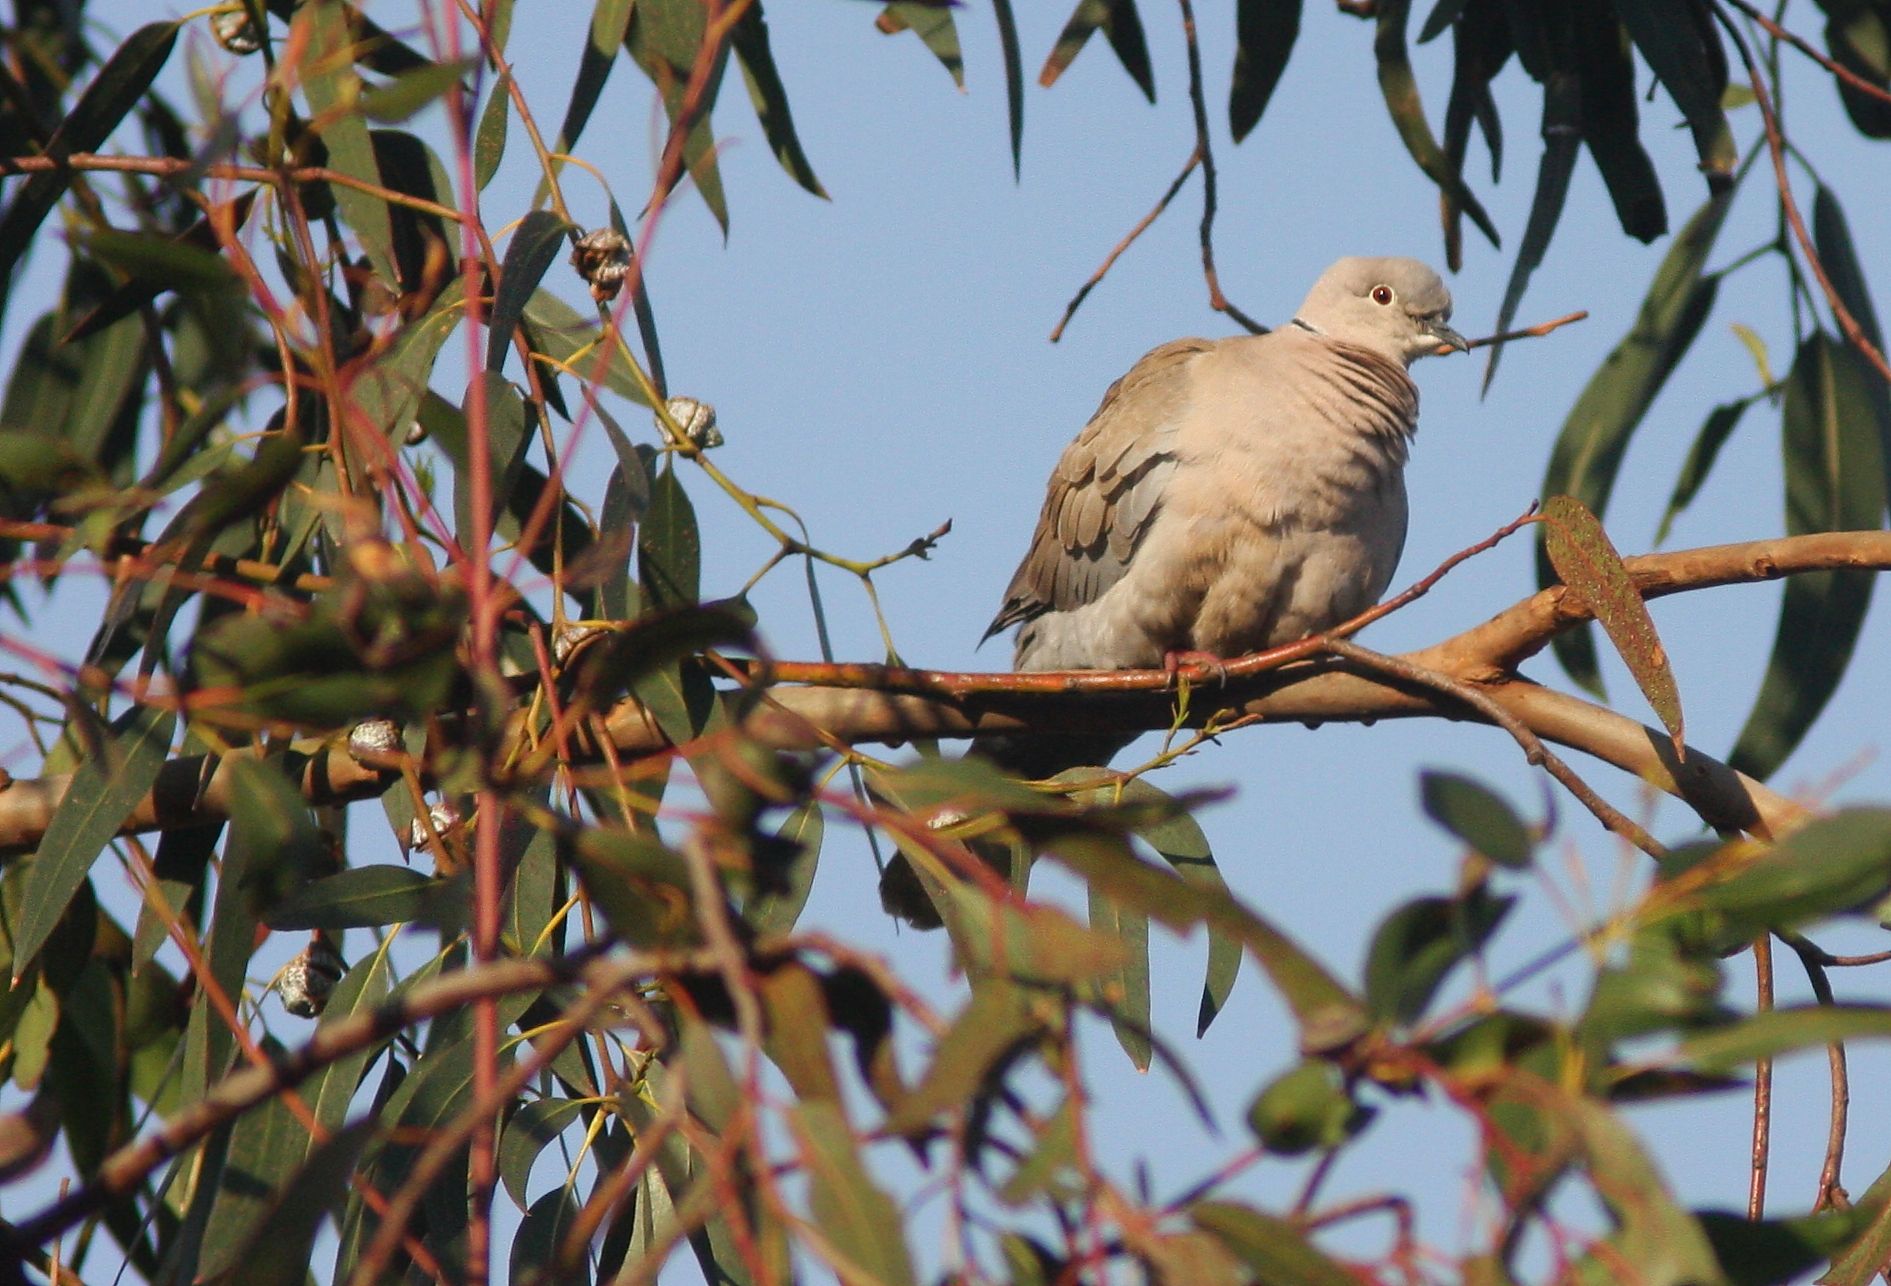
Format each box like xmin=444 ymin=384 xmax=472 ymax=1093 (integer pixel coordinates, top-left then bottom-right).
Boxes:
xmin=1371 ymin=285 xmax=1394 ymax=305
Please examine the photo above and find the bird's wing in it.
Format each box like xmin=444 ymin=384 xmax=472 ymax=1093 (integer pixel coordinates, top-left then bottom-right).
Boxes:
xmin=984 ymin=337 xmax=1214 ymax=641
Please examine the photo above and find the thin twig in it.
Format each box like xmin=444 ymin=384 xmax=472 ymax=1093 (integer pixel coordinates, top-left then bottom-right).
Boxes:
xmin=1783 ymin=933 xmax=1852 ymax=1211
xmin=1175 ymin=0 xmax=1266 ymax=333
xmin=1748 ymin=934 xmax=1774 ymax=1219
xmin=1457 ymin=309 xmax=1589 ymax=353
xmin=1716 ymin=10 xmax=1891 ymax=386
xmin=1319 ymin=638 xmax=1669 ymax=859
xmin=1722 ymin=0 xmax=1891 ymax=107
xmin=1050 ymin=147 xmax=1201 ymax=342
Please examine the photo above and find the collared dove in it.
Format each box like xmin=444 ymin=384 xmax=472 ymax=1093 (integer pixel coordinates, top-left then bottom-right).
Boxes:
xmin=982 ymin=256 xmax=1466 ymax=773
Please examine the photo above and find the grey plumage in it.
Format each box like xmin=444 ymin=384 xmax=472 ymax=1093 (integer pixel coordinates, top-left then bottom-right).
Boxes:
xmin=982 ymin=256 xmax=1465 ymax=770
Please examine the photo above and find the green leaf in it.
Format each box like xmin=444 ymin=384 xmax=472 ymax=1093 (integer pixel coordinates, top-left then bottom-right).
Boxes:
xmin=455 ymin=372 xmax=534 ymax=538
xmin=638 ymin=460 xmax=701 ymax=608
xmin=877 ymin=3 xmax=964 ymax=87
xmin=1089 ymin=883 xmax=1152 ymax=1070
xmin=352 ymin=280 xmax=463 ymax=441
xmin=789 ymin=1101 xmax=917 ymax=1286
xmin=562 ymin=826 xmax=699 ymax=948
xmin=1248 ymin=1061 xmax=1369 ymax=1156
xmin=1823 ymin=1153 xmax=1891 ymax=1284
xmin=522 ymin=289 xmax=652 ymax=404
xmin=1615 ymin=0 xmax=1736 ymax=188
xmin=732 ymin=3 xmax=828 ymax=197
xmin=998 ymin=1099 xmax=1081 ymax=1207
xmin=265 ymin=865 xmax=450 ymax=930
xmin=1676 ymin=1005 xmax=1891 ymax=1075
xmin=1375 ymin=0 xmax=1500 ymax=248
xmin=992 ymin=0 xmax=1025 ymax=177
xmin=1041 ymin=0 xmax=1156 ymax=102
xmin=359 ymin=56 xmax=477 ymax=122
xmin=1729 ymin=334 xmax=1886 ymax=779
xmin=1537 ymin=189 xmax=1732 ymax=694
xmin=217 ymin=1120 xmax=378 ymax=1285
xmin=303 ymin=943 xmax=396 ymax=1137
xmin=297 ymin=1 xmax=397 ymax=288
xmin=1541 ymin=495 xmax=1686 ymax=754
xmin=1363 ymin=889 xmax=1513 ymax=1025
xmin=743 ymin=800 xmax=824 ymax=936
xmin=1419 ymin=771 xmax=1535 ymax=867
xmin=475 ymin=75 xmax=511 ymax=190
xmin=626 ymin=0 xmax=733 ymax=231
xmin=198 ymin=1054 xmax=307 ymax=1277
xmin=1656 ymin=400 xmax=1750 ymax=544
xmin=499 ymin=1098 xmax=588 ymax=1211
xmin=1037 ymin=820 xmax=1365 ymax=1050
xmin=1192 ymin=1201 xmax=1360 ymax=1286
xmin=14 ymin=705 xmax=173 ymax=977
xmin=1230 ymin=0 xmax=1303 ymax=141
xmin=0 ymin=22 xmax=180 ymax=314
xmin=544 ymin=0 xmax=634 ymax=199
xmin=1580 ymin=923 xmax=1726 ymax=1051
xmin=488 ymin=211 xmax=574 ymax=374
xmin=1561 ymin=1091 xmax=1729 ymax=1286
xmin=1686 ymin=809 xmax=1891 ymax=938
xmin=1060 ymin=774 xmax=1242 ymax=1034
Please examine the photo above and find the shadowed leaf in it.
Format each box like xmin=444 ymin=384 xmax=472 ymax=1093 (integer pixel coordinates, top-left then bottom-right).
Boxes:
xmin=1484 ymin=71 xmax=1579 ymax=389
xmin=876 ymin=4 xmax=964 ymax=86
xmin=1537 ymin=190 xmax=1731 ymax=694
xmin=1657 ymin=400 xmax=1750 ymax=544
xmin=1193 ymin=1201 xmax=1360 ymax=1285
xmin=1811 ymin=185 xmax=1891 ymax=512
xmin=0 ymin=22 xmax=179 ymax=314
xmin=488 ymin=211 xmax=573 ymax=373
xmin=14 ymin=705 xmax=173 ymax=977
xmin=790 ymin=1101 xmax=918 ymax=1286
xmin=1615 ymin=0 xmax=1736 ymax=188
xmin=1042 ymin=0 xmax=1155 ymax=101
xmin=1230 ymin=0 xmax=1302 ymax=139
xmin=1376 ymin=0 xmax=1500 ymax=247
xmin=1729 ymin=335 xmax=1886 ymax=779
xmin=732 ymin=3 xmax=828 ymax=196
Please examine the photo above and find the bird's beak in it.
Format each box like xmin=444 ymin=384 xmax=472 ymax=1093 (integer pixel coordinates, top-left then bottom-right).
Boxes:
xmin=1427 ymin=318 xmax=1471 ymax=355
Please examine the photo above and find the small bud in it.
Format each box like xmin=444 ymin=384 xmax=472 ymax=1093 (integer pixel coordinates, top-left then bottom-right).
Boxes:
xmin=279 ymin=934 xmax=346 ymax=1018
xmin=212 ymin=11 xmax=264 ymax=55
xmin=570 ymin=227 xmax=632 ymax=301
xmin=407 ymin=801 xmax=462 ymax=851
xmin=663 ymin=396 xmax=722 ymax=450
xmin=404 ymin=420 xmax=428 ymax=446
xmin=552 ymin=622 xmax=609 ymax=664
xmin=348 ymin=718 xmax=402 ymax=760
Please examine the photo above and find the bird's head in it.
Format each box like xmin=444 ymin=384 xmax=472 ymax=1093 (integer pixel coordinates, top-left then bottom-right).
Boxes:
xmin=1294 ymin=257 xmax=1468 ymax=366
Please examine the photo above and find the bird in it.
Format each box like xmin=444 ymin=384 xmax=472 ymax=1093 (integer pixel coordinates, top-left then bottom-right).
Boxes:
xmin=981 ymin=256 xmax=1468 ymax=775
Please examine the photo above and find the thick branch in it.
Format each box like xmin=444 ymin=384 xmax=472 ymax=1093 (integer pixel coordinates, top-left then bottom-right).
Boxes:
xmin=0 ymin=531 xmax=1882 ymax=852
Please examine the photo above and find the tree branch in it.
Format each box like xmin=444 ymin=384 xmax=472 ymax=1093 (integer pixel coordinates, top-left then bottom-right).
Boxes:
xmin=1 ymin=531 xmax=1882 ymax=853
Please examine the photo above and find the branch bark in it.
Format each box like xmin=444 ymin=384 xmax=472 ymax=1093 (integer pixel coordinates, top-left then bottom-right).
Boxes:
xmin=2 ymin=531 xmax=1884 ymax=853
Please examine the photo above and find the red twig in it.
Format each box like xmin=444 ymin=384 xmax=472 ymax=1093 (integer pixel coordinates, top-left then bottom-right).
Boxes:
xmin=1050 ymin=147 xmax=1201 ymax=342
xmin=1717 ymin=10 xmax=1891 ymax=387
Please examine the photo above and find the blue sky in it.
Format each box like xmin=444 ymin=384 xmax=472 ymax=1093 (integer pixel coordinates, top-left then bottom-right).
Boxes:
xmin=7 ymin=0 xmax=1891 ymax=1279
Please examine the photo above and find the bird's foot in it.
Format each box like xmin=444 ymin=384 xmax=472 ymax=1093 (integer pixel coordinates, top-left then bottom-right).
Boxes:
xmin=1163 ymin=649 xmax=1231 ymax=685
